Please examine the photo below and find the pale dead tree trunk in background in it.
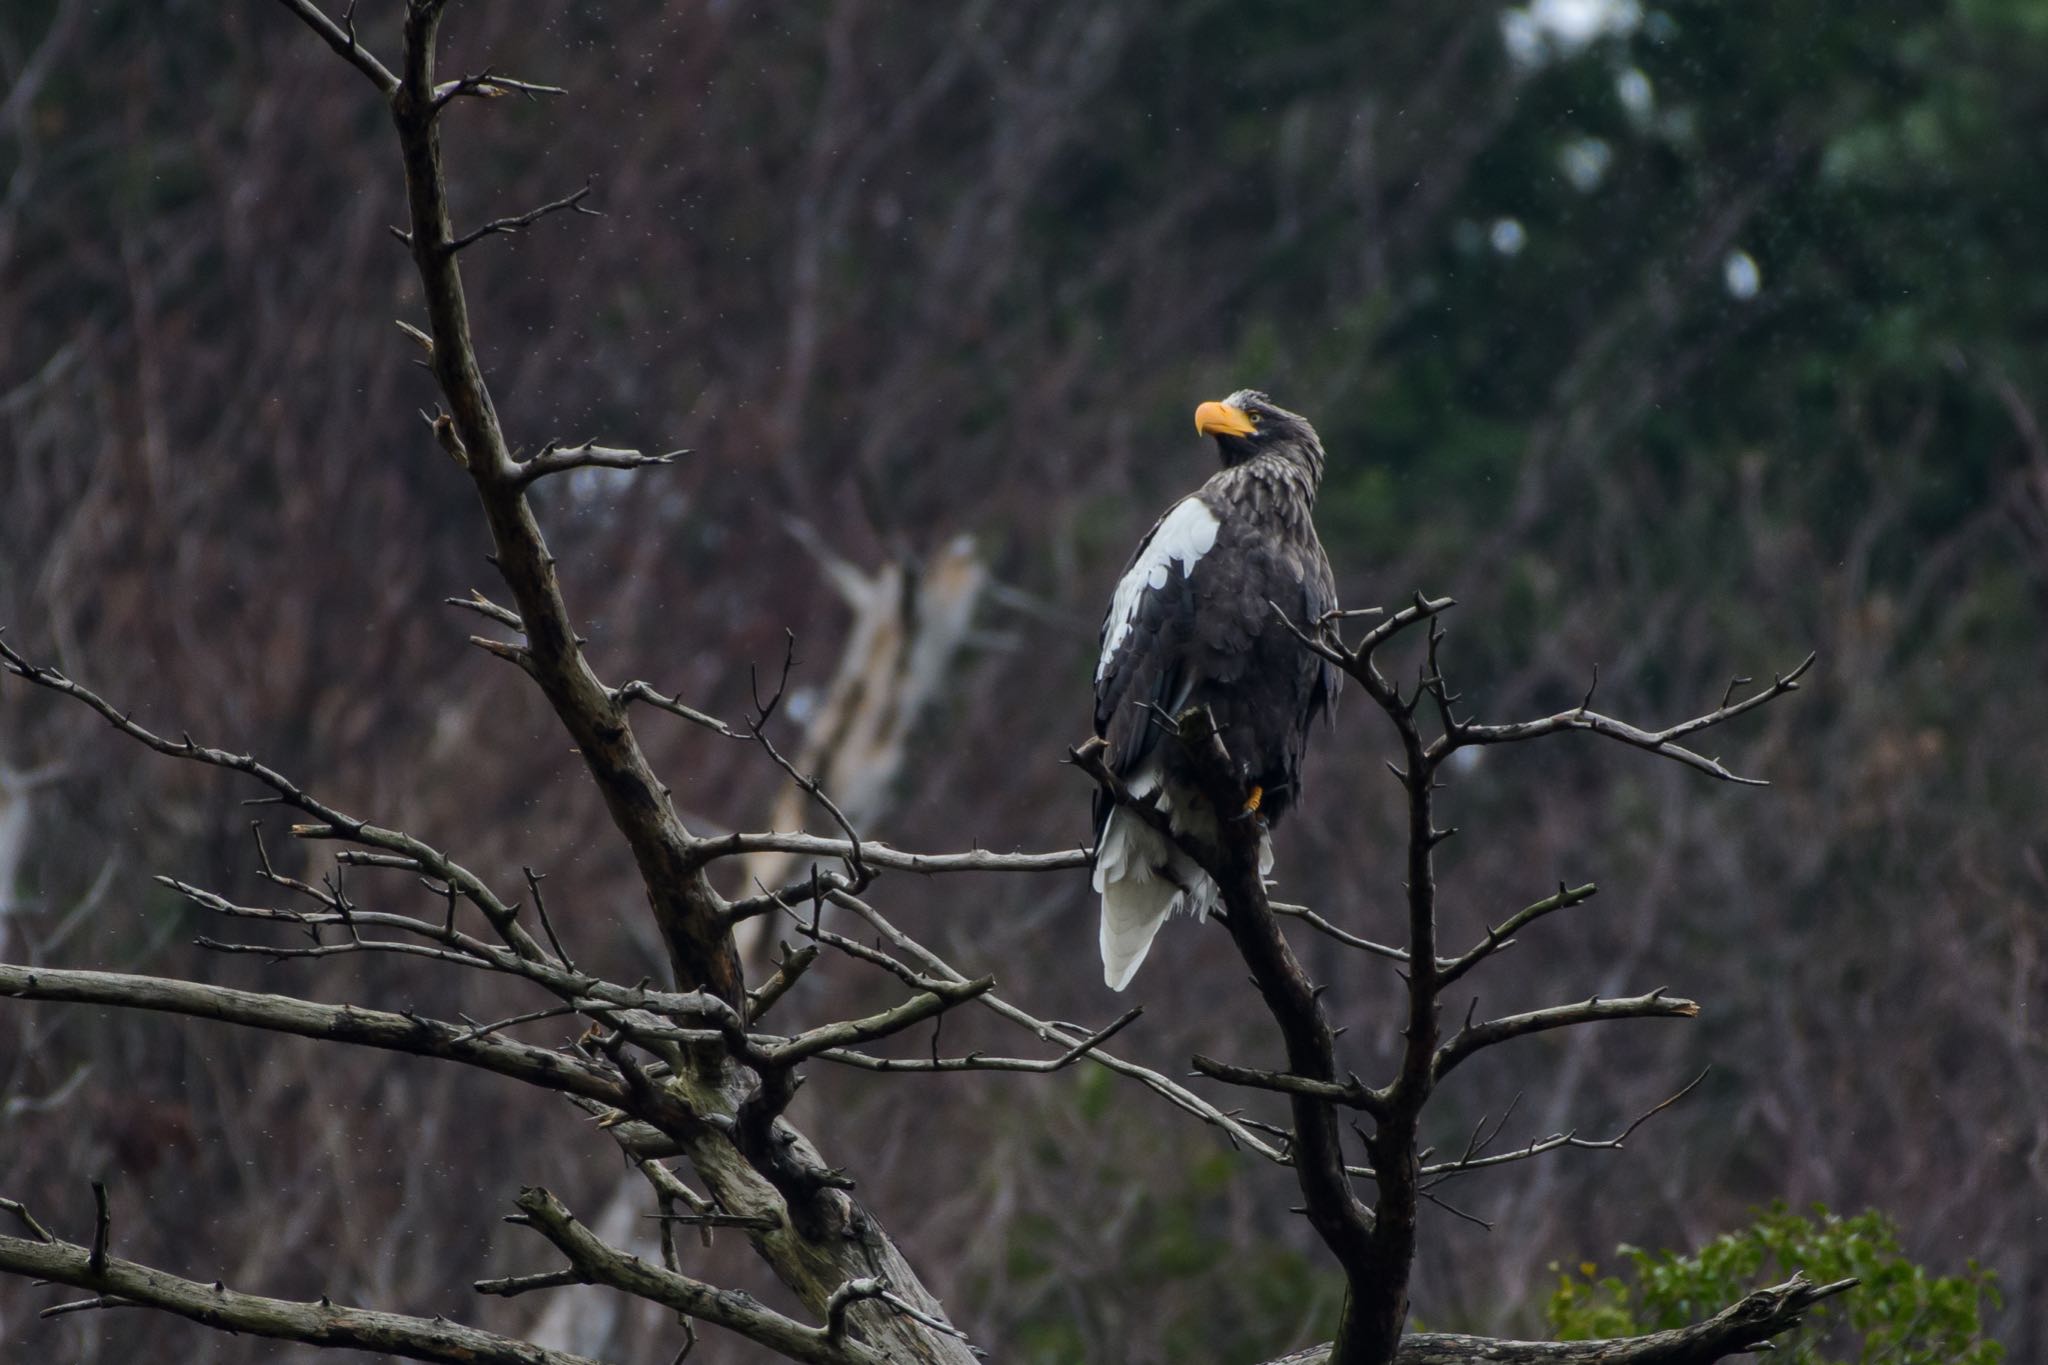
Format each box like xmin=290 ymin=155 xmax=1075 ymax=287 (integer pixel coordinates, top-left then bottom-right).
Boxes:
xmin=0 ymin=763 xmax=65 ymax=960
xmin=736 ymin=527 xmax=988 ymax=962
xmin=0 ymin=769 xmax=32 ymax=962
xmin=523 ymin=1181 xmax=642 ymax=1357
xmin=0 ymin=7 xmax=1853 ymax=1364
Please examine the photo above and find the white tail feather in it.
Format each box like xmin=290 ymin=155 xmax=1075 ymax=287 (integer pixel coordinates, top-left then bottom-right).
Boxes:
xmin=1095 ymin=799 xmax=1225 ymax=991
xmin=1098 ymin=870 xmax=1177 ymax=990
xmin=1095 ymin=805 xmax=1171 ymax=989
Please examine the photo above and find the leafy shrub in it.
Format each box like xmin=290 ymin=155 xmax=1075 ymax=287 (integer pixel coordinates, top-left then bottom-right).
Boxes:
xmin=1546 ymin=1205 xmax=2003 ymax=1364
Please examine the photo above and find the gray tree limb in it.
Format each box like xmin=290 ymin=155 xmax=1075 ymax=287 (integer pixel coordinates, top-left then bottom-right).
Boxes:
xmin=0 ymin=1226 xmax=602 ymax=1365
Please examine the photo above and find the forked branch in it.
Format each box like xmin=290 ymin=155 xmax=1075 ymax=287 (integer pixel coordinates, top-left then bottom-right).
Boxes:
xmin=1430 ymin=654 xmax=1818 ymax=785
xmin=511 ymin=1188 xmax=893 ymax=1365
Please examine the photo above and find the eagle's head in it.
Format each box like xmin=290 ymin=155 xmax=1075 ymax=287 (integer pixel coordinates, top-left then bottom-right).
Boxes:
xmin=1194 ymin=389 xmax=1324 ymax=482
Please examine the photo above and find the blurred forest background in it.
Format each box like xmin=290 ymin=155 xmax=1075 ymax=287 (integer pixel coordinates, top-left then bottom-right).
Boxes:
xmin=2 ymin=0 xmax=2043 ymax=1360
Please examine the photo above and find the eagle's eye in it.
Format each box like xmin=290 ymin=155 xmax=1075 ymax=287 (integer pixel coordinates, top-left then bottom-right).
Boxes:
xmin=1247 ymin=411 xmax=1262 ymax=426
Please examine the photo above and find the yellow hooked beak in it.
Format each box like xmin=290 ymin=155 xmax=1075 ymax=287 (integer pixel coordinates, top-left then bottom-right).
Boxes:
xmin=1194 ymin=400 xmax=1257 ymax=438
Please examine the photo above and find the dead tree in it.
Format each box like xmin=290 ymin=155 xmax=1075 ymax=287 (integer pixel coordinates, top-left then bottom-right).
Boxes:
xmin=1074 ymin=600 xmax=1825 ymax=1363
xmin=0 ymin=5 xmax=1844 ymax=1363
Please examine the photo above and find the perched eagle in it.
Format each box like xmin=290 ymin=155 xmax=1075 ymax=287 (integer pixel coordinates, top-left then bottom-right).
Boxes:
xmin=1091 ymin=390 xmax=1339 ymax=990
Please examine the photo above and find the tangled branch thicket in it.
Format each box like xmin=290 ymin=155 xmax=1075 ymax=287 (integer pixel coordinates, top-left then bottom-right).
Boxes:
xmin=0 ymin=5 xmax=1865 ymax=1364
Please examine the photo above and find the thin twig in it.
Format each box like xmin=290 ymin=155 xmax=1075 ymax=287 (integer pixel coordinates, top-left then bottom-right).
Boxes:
xmin=87 ymin=1179 xmax=110 ymax=1274
xmin=0 ymin=1198 xmax=54 ymax=1243
xmin=817 ymin=1006 xmax=1144 ymax=1075
xmin=1421 ymin=1070 xmax=1709 ymax=1186
xmin=1269 ymin=901 xmax=1410 ymax=963
xmin=1436 ymin=882 xmax=1599 ymax=986
xmin=433 ymin=70 xmax=568 ymax=110
xmin=1189 ymin=1054 xmax=1387 ymax=1117
xmin=1434 ymin=989 xmax=1702 ymax=1082
xmin=746 ymin=943 xmax=821 ymax=1023
xmin=738 ymin=633 xmax=871 ymax=887
xmin=445 ymin=590 xmax=524 ymax=632
xmin=614 ymin=680 xmax=733 ymax=736
xmin=516 ymin=439 xmax=684 ymax=488
xmin=447 ymin=182 xmax=600 ymax=254
xmin=267 ymin=0 xmax=398 ymax=93
xmin=523 ymin=867 xmax=576 ymax=973
xmin=1433 ymin=654 xmax=1818 ymax=784
xmin=473 ymin=1268 xmax=587 ymax=1297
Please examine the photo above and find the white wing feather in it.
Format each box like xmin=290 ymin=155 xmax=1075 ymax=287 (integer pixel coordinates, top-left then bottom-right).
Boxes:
xmin=1096 ymin=496 xmax=1219 ymax=682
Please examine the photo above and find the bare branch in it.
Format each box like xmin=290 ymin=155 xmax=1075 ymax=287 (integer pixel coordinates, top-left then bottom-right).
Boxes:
xmin=645 ymin=1212 xmax=778 ymax=1231
xmin=1436 ymin=882 xmax=1599 ymax=986
xmin=793 ymin=903 xmax=975 ymax=999
xmin=443 ymin=589 xmax=524 ymax=632
xmin=510 ymin=1187 xmax=888 ymax=1365
xmin=378 ymin=0 xmax=748 ymax=1019
xmin=0 ymin=1198 xmax=55 ymax=1243
xmin=163 ymin=876 xmax=484 ymax=955
xmin=819 ymin=1005 xmax=1143 ymax=1075
xmin=0 ymin=962 xmax=644 ymax=1115
xmin=432 ymin=71 xmax=568 ymax=110
xmin=823 ymin=1276 xmax=975 ymax=1349
xmin=1156 ymin=706 xmax=1381 ymax=1287
xmin=1268 ymin=600 xmax=1352 ymax=666
xmin=522 ymin=867 xmax=576 ymax=973
xmin=1270 ymin=901 xmax=1411 ymax=963
xmin=472 ymin=1268 xmax=586 ymax=1298
xmin=826 ymin=1278 xmax=887 ymax=1339
xmin=824 ymin=888 xmax=1290 ymax=1160
xmin=1190 ymin=1055 xmax=1387 ymax=1117
xmin=194 ymin=932 xmax=487 ymax=968
xmin=0 ymin=1220 xmax=605 ymax=1365
xmin=1434 ymin=989 xmax=1702 ymax=1083
xmin=447 ymin=182 xmax=600 ymax=254
xmin=159 ymin=876 xmax=733 ymax=1048
xmin=1433 ymin=654 xmax=1817 ymax=785
xmin=1420 ymin=1070 xmax=1707 ymax=1186
xmin=39 ymin=1291 xmax=146 ymax=1319
xmin=754 ymin=978 xmax=995 ymax=1068
xmin=266 ymin=0 xmax=398 ymax=95
xmin=746 ymin=943 xmax=821 ymax=1023
xmin=87 ymin=1179 xmax=110 ymax=1273
xmin=1348 ymin=592 xmax=1459 ymax=666
xmin=515 ymin=439 xmax=683 ymax=488
xmin=0 ymin=637 xmax=548 ymax=961
xmin=613 ymin=680 xmax=734 ymax=736
xmin=699 ymin=831 xmax=1089 ymax=880
xmin=734 ymin=634 xmax=875 ymax=889
xmin=1067 ymin=734 xmax=1186 ymax=851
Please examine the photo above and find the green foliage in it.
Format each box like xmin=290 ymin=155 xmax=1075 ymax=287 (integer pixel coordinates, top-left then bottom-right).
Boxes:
xmin=1546 ymin=1206 xmax=2004 ymax=1364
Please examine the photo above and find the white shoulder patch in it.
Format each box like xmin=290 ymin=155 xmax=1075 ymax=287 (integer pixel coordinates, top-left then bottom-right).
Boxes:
xmin=1097 ymin=496 xmax=1221 ymax=682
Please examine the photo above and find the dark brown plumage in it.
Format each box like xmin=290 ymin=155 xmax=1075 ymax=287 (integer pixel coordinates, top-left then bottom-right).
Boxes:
xmin=1091 ymin=390 xmax=1338 ymax=989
